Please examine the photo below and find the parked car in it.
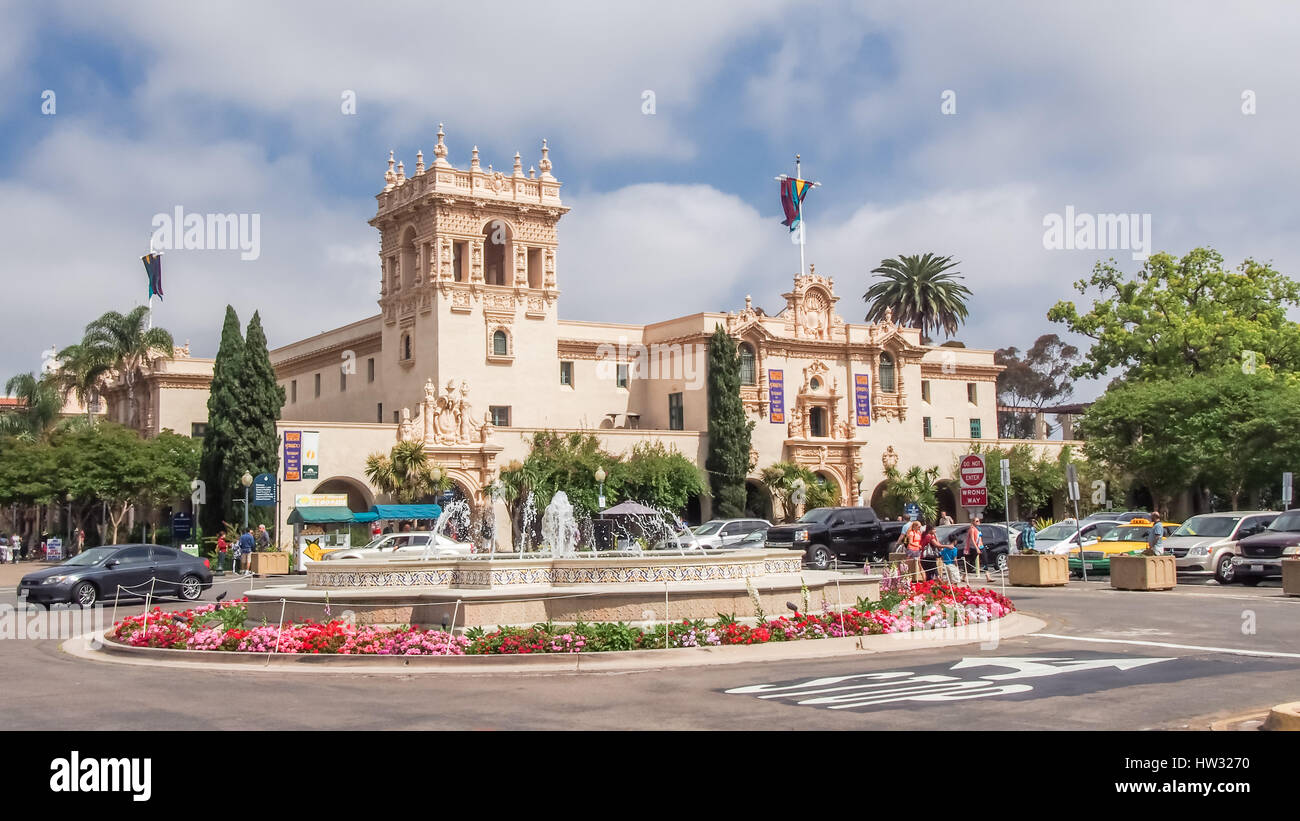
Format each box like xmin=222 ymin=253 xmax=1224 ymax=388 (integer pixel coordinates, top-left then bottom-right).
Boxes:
xmin=1080 ymin=510 xmax=1149 ymax=524
xmin=1035 ymin=520 xmax=1125 ymax=554
xmin=1067 ymin=518 xmax=1181 ymax=576
xmin=1229 ymin=509 xmax=1300 ymax=585
xmin=934 ymin=523 xmax=1014 ymax=572
xmin=691 ymin=518 xmax=771 ymax=548
xmin=1166 ymin=511 xmax=1277 ymax=583
xmin=16 ymin=545 xmax=213 ymax=607
xmin=764 ymin=507 xmax=893 ymax=570
xmin=322 ymin=532 xmax=472 ymax=561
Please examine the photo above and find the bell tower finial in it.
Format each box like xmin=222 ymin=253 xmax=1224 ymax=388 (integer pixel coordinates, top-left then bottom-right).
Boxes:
xmin=512 ymin=151 xmax=523 ymax=177
xmin=384 ymin=150 xmax=396 ymax=191
xmin=415 ymin=149 xmax=424 ymax=175
xmin=470 ymin=145 xmax=481 ymax=171
xmin=538 ymin=138 xmax=553 ymax=180
xmin=433 ymin=123 xmax=450 ymax=166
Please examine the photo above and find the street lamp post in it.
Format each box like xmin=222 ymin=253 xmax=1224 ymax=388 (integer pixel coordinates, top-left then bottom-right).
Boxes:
xmin=595 ymin=467 xmax=606 ymax=511
xmin=241 ymin=472 xmax=253 ymax=530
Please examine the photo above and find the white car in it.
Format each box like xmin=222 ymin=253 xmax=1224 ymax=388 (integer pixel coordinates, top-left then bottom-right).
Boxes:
xmin=691 ymin=518 xmax=772 ymax=549
xmin=1034 ymin=520 xmax=1125 ymax=555
xmin=321 ymin=532 xmax=473 ymax=561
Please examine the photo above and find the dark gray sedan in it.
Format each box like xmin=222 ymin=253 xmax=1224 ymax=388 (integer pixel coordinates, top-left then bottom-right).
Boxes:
xmin=17 ymin=545 xmax=213 ymax=607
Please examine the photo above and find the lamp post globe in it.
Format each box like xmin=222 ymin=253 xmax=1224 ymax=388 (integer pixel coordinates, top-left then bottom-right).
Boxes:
xmin=594 ymin=467 xmax=607 ymax=510
xmin=241 ymin=472 xmax=253 ymax=530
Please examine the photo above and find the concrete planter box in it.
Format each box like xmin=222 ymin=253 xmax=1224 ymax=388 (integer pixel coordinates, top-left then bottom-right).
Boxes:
xmin=1283 ymin=558 xmax=1300 ymax=597
xmin=1109 ymin=554 xmax=1176 ymax=591
xmin=249 ymin=552 xmax=290 ymax=576
xmin=1007 ymin=553 xmax=1068 ymax=587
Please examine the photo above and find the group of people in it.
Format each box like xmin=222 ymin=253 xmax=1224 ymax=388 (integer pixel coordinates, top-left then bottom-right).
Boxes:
xmin=895 ymin=516 xmax=996 ymax=584
xmin=2 ymin=530 xmax=86 ymax=563
xmin=216 ymin=524 xmax=271 ymax=572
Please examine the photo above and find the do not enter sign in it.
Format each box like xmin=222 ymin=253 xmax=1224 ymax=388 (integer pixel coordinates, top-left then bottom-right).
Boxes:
xmin=960 ymin=454 xmax=987 ymax=507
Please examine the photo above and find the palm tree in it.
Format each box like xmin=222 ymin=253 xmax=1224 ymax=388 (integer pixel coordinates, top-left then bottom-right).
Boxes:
xmin=81 ymin=306 xmax=174 ymax=427
xmin=0 ymin=372 xmax=62 ymax=441
xmin=53 ymin=343 xmax=113 ymax=423
xmin=881 ymin=465 xmax=942 ymax=522
xmin=364 ymin=440 xmax=449 ymax=504
xmin=496 ymin=459 xmax=542 ymax=550
xmin=864 ymin=253 xmax=973 ymax=341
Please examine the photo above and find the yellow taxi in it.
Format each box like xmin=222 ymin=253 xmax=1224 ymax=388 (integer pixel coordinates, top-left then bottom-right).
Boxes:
xmin=1068 ymin=518 xmax=1180 ymax=576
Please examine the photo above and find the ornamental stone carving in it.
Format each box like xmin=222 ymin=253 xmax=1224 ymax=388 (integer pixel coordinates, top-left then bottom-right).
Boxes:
xmin=881 ymin=445 xmax=900 ymax=471
xmin=401 ymin=378 xmax=490 ymax=445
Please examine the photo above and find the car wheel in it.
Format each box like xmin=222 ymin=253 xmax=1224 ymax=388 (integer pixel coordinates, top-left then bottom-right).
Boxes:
xmin=1240 ymin=577 xmax=1262 ymax=587
xmin=1214 ymin=555 xmax=1236 ymax=584
xmin=71 ymin=581 xmax=97 ymax=607
xmin=808 ymin=545 xmax=832 ymax=571
xmin=178 ymin=574 xmax=203 ymax=602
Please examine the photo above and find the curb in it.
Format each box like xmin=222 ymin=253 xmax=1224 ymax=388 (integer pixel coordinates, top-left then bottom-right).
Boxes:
xmin=60 ymin=612 xmax=1045 ymax=675
xmin=1262 ymin=701 xmax=1300 ymax=731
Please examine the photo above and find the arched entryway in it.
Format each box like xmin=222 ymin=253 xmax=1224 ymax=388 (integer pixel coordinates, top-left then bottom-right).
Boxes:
xmin=936 ymin=479 xmax=958 ymax=522
xmin=684 ymin=492 xmax=703 ymax=526
xmin=744 ymin=480 xmax=773 ymax=522
xmin=312 ymin=476 xmax=374 ymax=513
xmin=870 ymin=480 xmax=891 ymax=517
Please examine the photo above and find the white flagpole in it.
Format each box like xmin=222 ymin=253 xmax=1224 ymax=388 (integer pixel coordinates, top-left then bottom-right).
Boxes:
xmin=775 ymin=155 xmax=819 ymax=278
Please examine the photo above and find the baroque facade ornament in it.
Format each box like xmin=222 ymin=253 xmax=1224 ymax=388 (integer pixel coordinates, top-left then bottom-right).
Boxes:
xmin=400 ymin=378 xmax=493 ymax=446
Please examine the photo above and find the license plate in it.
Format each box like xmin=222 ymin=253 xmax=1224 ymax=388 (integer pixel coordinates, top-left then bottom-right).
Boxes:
xmin=1251 ymin=564 xmax=1264 ymax=573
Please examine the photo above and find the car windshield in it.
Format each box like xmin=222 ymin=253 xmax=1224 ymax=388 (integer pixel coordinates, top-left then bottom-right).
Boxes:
xmin=1037 ymin=523 xmax=1079 ymax=541
xmin=798 ymin=509 xmax=835 ymax=523
xmin=1268 ymin=511 xmax=1300 ymax=532
xmin=62 ymin=547 xmax=116 ymax=567
xmin=1101 ymin=525 xmax=1151 ymax=542
xmin=1172 ymin=516 xmax=1240 ymax=538
xmin=694 ymin=522 xmax=724 ymax=535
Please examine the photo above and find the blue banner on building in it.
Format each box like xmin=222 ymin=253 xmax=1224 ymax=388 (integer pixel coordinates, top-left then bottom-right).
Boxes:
xmin=283 ymin=431 xmax=302 ymax=481
xmin=768 ymin=369 xmax=784 ymax=423
xmin=855 ymin=373 xmax=872 ymax=426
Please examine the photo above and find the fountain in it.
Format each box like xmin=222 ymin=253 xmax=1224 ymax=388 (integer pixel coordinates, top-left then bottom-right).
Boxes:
xmin=419 ymin=499 xmax=474 ymax=559
xmin=516 ymin=491 xmax=537 ymax=553
xmin=540 ymin=491 xmax=580 ymax=556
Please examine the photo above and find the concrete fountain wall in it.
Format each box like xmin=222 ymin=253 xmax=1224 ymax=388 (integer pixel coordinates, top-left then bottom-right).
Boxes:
xmin=244 ymin=549 xmax=881 ymax=629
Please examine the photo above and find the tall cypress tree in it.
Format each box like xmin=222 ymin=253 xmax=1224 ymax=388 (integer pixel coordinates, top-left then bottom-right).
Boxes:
xmin=705 ymin=325 xmax=753 ymax=518
xmin=200 ymin=306 xmax=245 ymax=532
xmin=235 ymin=311 xmax=286 ymax=528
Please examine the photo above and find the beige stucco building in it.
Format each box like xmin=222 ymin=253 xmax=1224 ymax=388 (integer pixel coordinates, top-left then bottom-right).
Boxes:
xmin=97 ymin=127 xmax=1082 ymax=539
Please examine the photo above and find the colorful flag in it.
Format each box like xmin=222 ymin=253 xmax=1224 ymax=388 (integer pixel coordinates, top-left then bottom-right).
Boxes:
xmin=141 ymin=252 xmax=164 ymax=300
xmin=780 ymin=178 xmax=812 ymax=231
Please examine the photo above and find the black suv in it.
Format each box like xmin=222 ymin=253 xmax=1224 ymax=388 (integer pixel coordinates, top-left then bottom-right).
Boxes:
xmin=765 ymin=507 xmax=894 ymax=570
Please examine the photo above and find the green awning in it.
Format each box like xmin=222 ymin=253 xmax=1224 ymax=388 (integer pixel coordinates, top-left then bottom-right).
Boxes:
xmin=370 ymin=504 xmax=442 ymax=520
xmin=288 ymin=506 xmax=357 ymax=524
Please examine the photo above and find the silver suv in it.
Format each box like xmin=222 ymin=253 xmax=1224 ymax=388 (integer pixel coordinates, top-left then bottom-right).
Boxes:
xmin=692 ymin=519 xmax=771 ymax=549
xmin=1166 ymin=511 xmax=1277 ymax=583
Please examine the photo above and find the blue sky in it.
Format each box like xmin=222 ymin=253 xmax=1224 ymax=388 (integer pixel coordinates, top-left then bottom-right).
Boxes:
xmin=3 ymin=1 xmax=1298 ymax=402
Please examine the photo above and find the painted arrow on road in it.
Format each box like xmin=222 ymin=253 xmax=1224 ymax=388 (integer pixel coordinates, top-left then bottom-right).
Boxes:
xmin=949 ymin=656 xmax=1174 ymax=680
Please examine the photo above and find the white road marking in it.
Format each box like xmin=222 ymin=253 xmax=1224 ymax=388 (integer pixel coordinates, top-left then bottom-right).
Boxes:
xmin=1031 ymin=633 xmax=1300 ymax=659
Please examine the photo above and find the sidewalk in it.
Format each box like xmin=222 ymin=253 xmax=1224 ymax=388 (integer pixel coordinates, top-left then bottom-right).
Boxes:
xmin=0 ymin=561 xmax=58 ymax=587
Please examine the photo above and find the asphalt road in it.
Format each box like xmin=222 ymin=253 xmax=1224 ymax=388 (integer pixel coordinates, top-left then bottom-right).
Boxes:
xmin=0 ymin=570 xmax=1295 ymax=730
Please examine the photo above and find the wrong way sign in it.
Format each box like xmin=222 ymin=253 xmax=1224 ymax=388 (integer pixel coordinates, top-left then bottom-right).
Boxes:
xmin=960 ymin=454 xmax=987 ymax=508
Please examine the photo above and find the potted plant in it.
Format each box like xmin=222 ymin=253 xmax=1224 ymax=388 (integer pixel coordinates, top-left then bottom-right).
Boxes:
xmin=248 ymin=545 xmax=290 ymax=576
xmin=1110 ymin=548 xmax=1176 ymax=591
xmin=1007 ymin=549 xmax=1069 ymax=587
xmin=1282 ymin=552 xmax=1300 ymax=597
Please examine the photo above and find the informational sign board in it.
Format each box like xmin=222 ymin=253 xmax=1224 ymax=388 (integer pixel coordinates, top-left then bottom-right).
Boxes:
xmin=45 ymin=538 xmax=63 ymax=561
xmin=253 ymin=473 xmax=277 ymax=506
xmin=171 ymin=512 xmax=194 ymax=539
xmin=283 ymin=431 xmax=302 ymax=482
xmin=959 ymin=454 xmax=987 ymax=508
xmin=768 ymin=370 xmax=785 ymax=424
xmin=180 ymin=544 xmax=200 ymax=558
xmin=294 ymin=494 xmax=348 ymax=508
xmin=904 ymin=502 xmax=920 ymax=521
xmin=999 ymin=458 xmax=1011 ymax=486
xmin=854 ymin=373 xmax=872 ymax=426
xmin=1066 ymin=463 xmax=1081 ymax=501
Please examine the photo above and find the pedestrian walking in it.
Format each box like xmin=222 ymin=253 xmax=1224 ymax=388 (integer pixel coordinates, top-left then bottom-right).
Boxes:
xmin=237 ymin=528 xmax=255 ymax=574
xmin=14 ymin=533 xmax=23 ymax=561
xmin=1147 ymin=512 xmax=1166 ymax=555
xmin=255 ymin=524 xmax=271 ymax=551
xmin=920 ymin=523 xmax=951 ymax=581
xmin=76 ymin=528 xmax=85 ymax=556
xmin=216 ymin=533 xmax=228 ymax=570
xmin=903 ymin=521 xmax=924 ymax=581
xmin=963 ymin=517 xmax=988 ymax=578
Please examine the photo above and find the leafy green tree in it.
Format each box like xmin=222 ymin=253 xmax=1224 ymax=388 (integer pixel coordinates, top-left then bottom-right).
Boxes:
xmin=234 ymin=311 xmax=286 ymax=519
xmin=759 ymin=461 xmax=837 ymax=522
xmin=609 ymin=441 xmax=706 ymax=513
xmin=881 ymin=465 xmax=941 ymax=521
xmin=706 ymin=326 xmax=753 ymax=518
xmin=1048 ymin=248 xmax=1300 ymax=381
xmin=994 ymin=334 xmax=1081 ymax=438
xmin=863 ymin=253 xmax=972 ymax=341
xmin=957 ymin=443 xmax=1067 ymax=520
xmin=82 ymin=305 xmax=175 ymax=426
xmin=0 ymin=372 xmax=62 ymax=441
xmin=200 ymin=306 xmax=245 ymax=532
xmin=53 ymin=343 xmax=113 ymax=424
xmin=365 ymin=440 xmax=450 ymax=504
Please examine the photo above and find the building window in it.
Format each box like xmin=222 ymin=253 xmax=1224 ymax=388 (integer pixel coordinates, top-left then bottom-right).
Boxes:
xmin=393 ymin=410 xmax=399 ymax=424
xmin=560 ymin=361 xmax=573 ymax=386
xmin=739 ymin=344 xmax=756 ymax=385
xmin=489 ymin=405 xmax=511 ymax=427
xmin=314 ymin=373 xmax=321 ymax=398
xmin=616 ymin=364 xmax=629 ymax=388
xmin=191 ymin=422 xmax=208 ymax=439
xmin=401 ymin=333 xmax=413 ymax=362
xmin=970 ymin=418 xmax=982 ymax=439
xmin=923 ymin=416 xmax=932 ymax=438
xmin=340 ymin=371 xmax=347 ymax=392
xmin=291 ymin=380 xmax=297 ymax=403
xmin=921 ymin=380 xmax=931 ymax=403
xmin=967 ymin=383 xmax=978 ymax=404
xmin=810 ymin=407 xmax=827 ymax=437
xmin=377 ymin=403 xmax=383 ymax=423
xmin=453 ymin=241 xmax=466 ymax=282
xmin=879 ymin=353 xmax=896 ymax=393
xmin=367 ymin=358 xmax=375 ymax=383
xmin=668 ymin=392 xmax=684 ymax=430
xmin=492 ymin=330 xmax=508 ymax=357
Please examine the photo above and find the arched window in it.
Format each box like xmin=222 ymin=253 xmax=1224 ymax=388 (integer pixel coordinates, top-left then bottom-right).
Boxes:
xmin=810 ymin=407 xmax=827 ymax=437
xmin=401 ymin=333 xmax=413 ymax=362
xmin=879 ymin=353 xmax=896 ymax=393
xmin=492 ymin=330 xmax=508 ymax=356
xmin=483 ymin=221 xmax=512 ymax=286
xmin=399 ymin=226 xmax=418 ymax=290
xmin=739 ymin=344 xmax=756 ymax=385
